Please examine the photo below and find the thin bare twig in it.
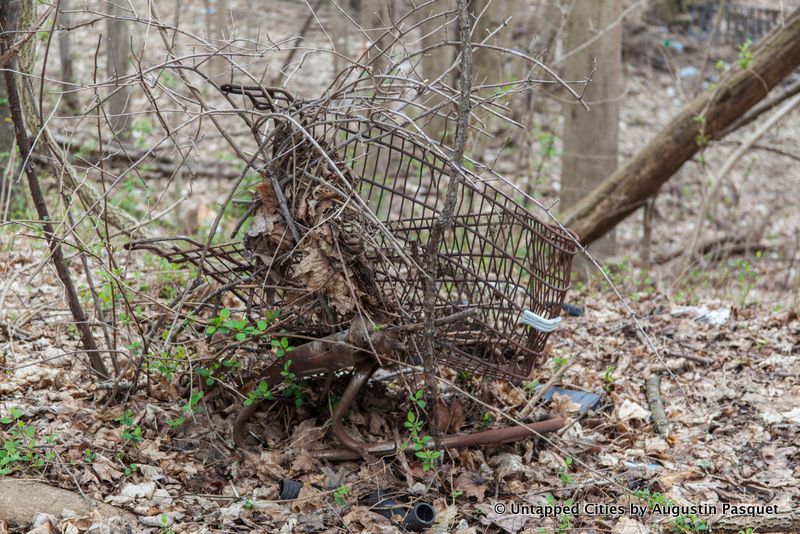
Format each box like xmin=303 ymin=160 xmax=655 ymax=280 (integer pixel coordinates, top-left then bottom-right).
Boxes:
xmin=0 ymin=5 xmax=109 ymax=380
xmin=422 ymin=0 xmax=473 ymax=448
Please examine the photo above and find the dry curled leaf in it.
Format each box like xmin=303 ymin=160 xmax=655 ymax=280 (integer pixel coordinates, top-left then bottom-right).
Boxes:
xmin=454 ymin=472 xmax=487 ymax=501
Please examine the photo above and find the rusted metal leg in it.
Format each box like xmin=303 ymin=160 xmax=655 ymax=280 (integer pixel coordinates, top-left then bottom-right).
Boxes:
xmin=317 ymin=372 xmax=335 ymax=410
xmin=330 ymin=359 xmax=379 ymax=456
xmin=312 ymin=416 xmax=565 ymax=461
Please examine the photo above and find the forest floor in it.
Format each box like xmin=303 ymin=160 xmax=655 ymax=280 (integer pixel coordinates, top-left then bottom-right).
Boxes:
xmin=1 ymin=1 xmax=799 ymax=533
xmin=1 ymin=231 xmax=798 ymax=533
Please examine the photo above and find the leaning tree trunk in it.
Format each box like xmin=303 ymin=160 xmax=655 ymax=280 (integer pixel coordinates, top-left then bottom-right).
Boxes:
xmin=562 ymin=6 xmax=800 ymax=245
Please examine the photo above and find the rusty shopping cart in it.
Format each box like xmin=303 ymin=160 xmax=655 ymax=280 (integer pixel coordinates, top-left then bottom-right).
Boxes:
xmin=128 ymin=81 xmax=578 ymax=460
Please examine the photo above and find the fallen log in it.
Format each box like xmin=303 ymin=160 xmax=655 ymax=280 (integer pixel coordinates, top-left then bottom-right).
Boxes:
xmin=708 ymin=511 xmax=800 ymax=533
xmin=645 ymin=375 xmax=670 ymax=436
xmin=721 ymin=76 xmax=800 ymax=136
xmin=39 ymin=132 xmax=246 ymax=180
xmin=0 ymin=478 xmax=135 ymax=528
xmin=562 ymin=7 xmax=800 ymax=245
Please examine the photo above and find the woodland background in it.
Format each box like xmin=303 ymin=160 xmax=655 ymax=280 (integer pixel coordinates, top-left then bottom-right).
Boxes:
xmin=0 ymin=0 xmax=799 ymax=533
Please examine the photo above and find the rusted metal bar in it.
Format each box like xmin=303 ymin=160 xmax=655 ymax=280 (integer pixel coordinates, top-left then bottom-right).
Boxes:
xmin=312 ymin=416 xmax=565 ymax=461
xmin=330 ymin=359 xmax=379 ymax=457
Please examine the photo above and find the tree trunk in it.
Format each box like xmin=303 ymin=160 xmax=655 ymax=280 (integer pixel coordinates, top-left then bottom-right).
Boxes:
xmin=471 ymin=0 xmax=505 ymax=93
xmin=469 ymin=0 xmax=507 ymax=161
xmin=207 ymin=0 xmax=229 ymax=77
xmin=563 ymin=6 xmax=800 ymax=245
xmin=0 ymin=2 xmax=17 ymax=222
xmin=560 ymin=0 xmax=622 ymax=259
xmin=58 ymin=0 xmax=79 ymax=113
xmin=106 ymin=0 xmax=132 ymax=138
xmin=360 ymin=0 xmax=393 ymax=76
xmin=419 ymin=0 xmax=452 ymax=143
xmin=331 ymin=1 xmax=351 ymax=76
xmin=650 ymin=0 xmax=683 ymax=24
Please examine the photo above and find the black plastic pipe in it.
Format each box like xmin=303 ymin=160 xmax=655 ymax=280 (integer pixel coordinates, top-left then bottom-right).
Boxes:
xmin=278 ymin=479 xmax=303 ymax=500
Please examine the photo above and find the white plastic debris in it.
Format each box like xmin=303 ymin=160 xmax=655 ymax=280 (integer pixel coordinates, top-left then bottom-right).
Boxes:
xmin=671 ymin=304 xmax=731 ymax=326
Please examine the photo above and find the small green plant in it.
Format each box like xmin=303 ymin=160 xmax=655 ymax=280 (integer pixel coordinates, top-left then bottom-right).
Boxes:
xmin=243 ymin=497 xmax=253 ymax=510
xmin=122 ymin=426 xmax=143 ymax=444
xmin=552 ymin=356 xmax=569 ymax=371
xmin=166 ymin=391 xmax=205 ymax=429
xmin=149 ymin=346 xmax=187 ymax=381
xmin=635 ymin=488 xmax=672 ymax=508
xmin=416 ymin=449 xmax=442 ymax=472
xmin=280 ymin=359 xmax=305 ymax=407
xmin=481 ymin=411 xmax=494 ymax=426
xmin=0 ymin=407 xmax=53 ymax=475
xmin=205 ymin=308 xmax=301 ymax=406
xmin=196 ymin=358 xmax=241 ymax=387
xmin=738 ymin=39 xmax=753 ymax=69
xmin=333 ymin=485 xmax=349 ymax=506
xmin=131 ymin=117 xmax=154 ymax=149
xmin=116 ymin=409 xmax=143 ymax=444
xmin=457 ymin=370 xmax=473 ymax=384
xmin=409 ymin=390 xmax=426 ymax=409
xmin=83 ymin=449 xmax=97 ymax=464
xmin=404 ymin=411 xmax=424 ymax=437
xmin=206 ymin=308 xmax=272 ymax=341
xmin=271 ymin=335 xmax=294 ymax=358
xmin=124 ymin=462 xmax=139 ymax=477
xmin=634 ymin=487 xmax=708 ymax=531
xmin=557 ymin=498 xmax=575 ymax=533
xmin=403 ymin=405 xmax=441 ymax=471
xmin=523 ymin=379 xmax=540 ymax=394
xmin=695 ymin=133 xmax=711 ymax=147
xmin=670 ymin=513 xmax=709 ymax=533
xmin=536 ymin=131 xmax=558 ymax=160
xmin=558 ymin=456 xmax=573 ymax=485
xmin=243 ymin=380 xmax=273 ymax=407
xmin=603 ymin=366 xmax=616 ymax=392
xmin=730 ymin=254 xmax=760 ymax=305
